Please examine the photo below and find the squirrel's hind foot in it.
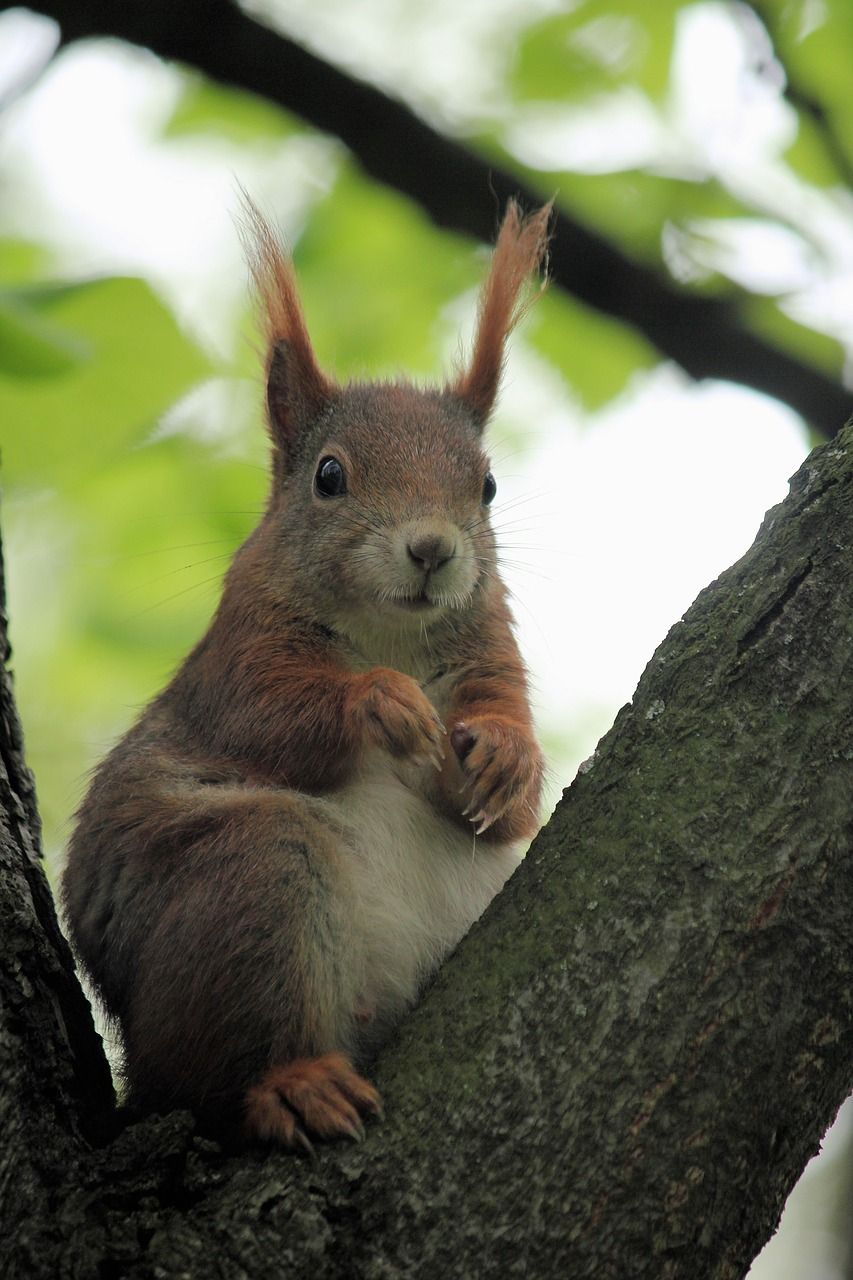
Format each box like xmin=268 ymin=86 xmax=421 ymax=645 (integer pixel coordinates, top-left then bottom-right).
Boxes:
xmin=245 ymin=1052 xmax=382 ymax=1152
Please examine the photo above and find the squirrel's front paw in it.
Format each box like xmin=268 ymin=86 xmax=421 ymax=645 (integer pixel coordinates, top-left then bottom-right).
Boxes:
xmin=451 ymin=717 xmax=543 ymax=839
xmin=354 ymin=668 xmax=445 ymax=767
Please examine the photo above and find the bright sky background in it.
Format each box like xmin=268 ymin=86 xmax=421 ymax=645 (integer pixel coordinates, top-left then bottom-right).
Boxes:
xmin=0 ymin=4 xmax=850 ymax=1275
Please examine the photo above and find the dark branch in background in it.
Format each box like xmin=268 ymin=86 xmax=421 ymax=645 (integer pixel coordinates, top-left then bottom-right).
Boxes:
xmin=8 ymin=0 xmax=852 ymax=437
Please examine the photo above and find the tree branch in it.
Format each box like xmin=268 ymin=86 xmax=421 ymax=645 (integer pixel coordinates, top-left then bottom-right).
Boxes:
xmin=0 ymin=528 xmax=113 ymax=1267
xmin=9 ymin=0 xmax=852 ymax=437
xmin=5 ymin=403 xmax=852 ymax=1275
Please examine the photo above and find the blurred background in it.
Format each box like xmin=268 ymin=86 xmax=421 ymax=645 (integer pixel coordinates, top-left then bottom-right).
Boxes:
xmin=0 ymin=1 xmax=850 ymax=1273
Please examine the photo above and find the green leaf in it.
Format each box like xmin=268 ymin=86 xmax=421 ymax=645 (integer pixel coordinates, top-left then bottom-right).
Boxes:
xmin=604 ymin=0 xmax=680 ymax=99
xmin=767 ymin=0 xmax=853 ymax=184
xmin=784 ymin=113 xmax=847 ymax=188
xmin=0 ymin=294 xmax=89 ymax=377
xmin=773 ymin=0 xmax=853 ymax=101
xmin=0 ymin=275 xmax=212 ymax=486
xmin=511 ymin=11 xmax=607 ymax=102
xmin=511 ymin=1 xmax=681 ymax=104
xmin=163 ymin=72 xmax=299 ymax=143
xmin=0 ymin=237 xmax=51 ymax=284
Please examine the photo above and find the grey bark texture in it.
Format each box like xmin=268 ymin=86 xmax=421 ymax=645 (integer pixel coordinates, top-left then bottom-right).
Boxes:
xmin=2 ymin=422 xmax=852 ymax=1279
xmin=0 ymin=542 xmax=113 ymax=1268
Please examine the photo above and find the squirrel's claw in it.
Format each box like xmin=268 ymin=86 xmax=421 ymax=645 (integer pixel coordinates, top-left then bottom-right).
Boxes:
xmin=470 ymin=810 xmax=496 ymax=835
xmin=413 ymin=749 xmax=445 ymax=772
xmin=294 ymin=1124 xmax=316 ymax=1159
xmin=339 ymin=1115 xmax=366 ymax=1143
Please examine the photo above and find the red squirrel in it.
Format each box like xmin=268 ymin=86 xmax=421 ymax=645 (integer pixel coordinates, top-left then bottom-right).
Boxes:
xmin=62 ymin=200 xmax=549 ymax=1150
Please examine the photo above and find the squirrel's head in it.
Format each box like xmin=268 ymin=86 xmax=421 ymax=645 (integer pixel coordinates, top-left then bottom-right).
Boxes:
xmin=243 ymin=200 xmax=550 ymax=641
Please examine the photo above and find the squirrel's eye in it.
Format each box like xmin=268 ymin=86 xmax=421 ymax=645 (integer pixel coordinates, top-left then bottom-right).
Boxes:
xmin=315 ymin=456 xmax=347 ymax=498
xmin=482 ymin=471 xmax=497 ymax=506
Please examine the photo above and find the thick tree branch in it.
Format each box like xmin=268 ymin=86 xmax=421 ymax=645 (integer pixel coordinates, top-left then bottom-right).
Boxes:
xmin=0 ymin=532 xmax=113 ymax=1269
xmin=9 ymin=0 xmax=852 ymax=436
xmin=4 ymin=403 xmax=852 ymax=1276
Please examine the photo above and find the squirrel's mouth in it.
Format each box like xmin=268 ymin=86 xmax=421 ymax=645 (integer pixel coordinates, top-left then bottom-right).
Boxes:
xmin=392 ymin=592 xmax=436 ymax=612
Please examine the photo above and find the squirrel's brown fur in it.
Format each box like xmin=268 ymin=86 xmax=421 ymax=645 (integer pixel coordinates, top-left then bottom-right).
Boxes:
xmin=62 ymin=200 xmax=549 ymax=1149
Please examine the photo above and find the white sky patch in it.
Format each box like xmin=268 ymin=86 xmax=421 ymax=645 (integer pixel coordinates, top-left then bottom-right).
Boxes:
xmin=244 ymin=0 xmax=567 ymax=126
xmin=153 ymin=377 xmax=262 ymax=452
xmin=504 ymin=87 xmax=671 ymax=173
xmin=492 ymin=348 xmax=809 ymax=775
xmin=748 ymin=1096 xmax=853 ymax=1280
xmin=0 ymin=8 xmax=58 ymax=100
xmin=684 ymin=217 xmax=819 ymax=294
xmin=669 ymin=2 xmax=796 ymax=169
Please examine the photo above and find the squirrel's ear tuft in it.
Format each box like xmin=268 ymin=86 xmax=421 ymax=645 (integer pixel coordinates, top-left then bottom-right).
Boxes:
xmin=240 ymin=195 xmax=336 ymax=463
xmin=451 ymin=200 xmax=551 ymax=427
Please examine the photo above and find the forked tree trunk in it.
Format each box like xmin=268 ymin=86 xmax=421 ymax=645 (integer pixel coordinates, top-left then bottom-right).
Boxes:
xmin=2 ymin=423 xmax=852 ymax=1279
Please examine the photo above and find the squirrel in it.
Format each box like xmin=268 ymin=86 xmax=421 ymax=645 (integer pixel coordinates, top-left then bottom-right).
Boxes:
xmin=61 ymin=199 xmax=549 ymax=1151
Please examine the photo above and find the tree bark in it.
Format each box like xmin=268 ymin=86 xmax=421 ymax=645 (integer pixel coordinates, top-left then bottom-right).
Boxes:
xmin=9 ymin=0 xmax=852 ymax=437
xmin=0 ymin=541 xmax=113 ymax=1266
xmin=2 ymin=423 xmax=852 ymax=1278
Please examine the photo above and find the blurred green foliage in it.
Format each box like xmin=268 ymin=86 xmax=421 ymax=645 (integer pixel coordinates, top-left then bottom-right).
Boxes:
xmin=511 ymin=1 xmax=682 ymax=101
xmin=770 ymin=0 xmax=853 ymax=170
xmin=2 ymin=276 xmax=212 ymax=482
xmin=164 ymin=73 xmax=301 ymax=144
xmin=1 ymin=0 xmax=851 ymax=870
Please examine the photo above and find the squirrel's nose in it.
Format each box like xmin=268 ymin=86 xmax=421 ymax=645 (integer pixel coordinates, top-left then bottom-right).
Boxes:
xmin=407 ymin=533 xmax=456 ymax=573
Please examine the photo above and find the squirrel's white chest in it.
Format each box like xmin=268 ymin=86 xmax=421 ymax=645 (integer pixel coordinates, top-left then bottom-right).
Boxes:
xmin=323 ymin=756 xmax=519 ymax=1039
